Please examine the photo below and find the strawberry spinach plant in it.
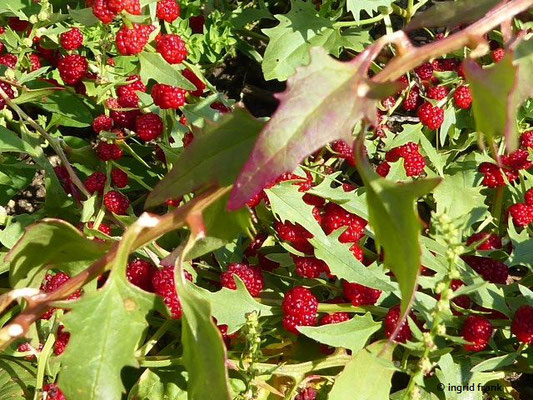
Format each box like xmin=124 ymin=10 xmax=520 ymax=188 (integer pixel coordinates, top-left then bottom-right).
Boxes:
xmin=1 ymin=0 xmax=533 ymax=399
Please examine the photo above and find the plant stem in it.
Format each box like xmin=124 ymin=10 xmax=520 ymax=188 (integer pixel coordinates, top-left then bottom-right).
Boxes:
xmin=373 ymin=0 xmax=533 ymax=84
xmin=334 ymin=13 xmax=388 ymax=28
xmin=251 ymin=353 xmax=351 ymax=378
xmin=137 ymin=320 xmax=173 ymax=356
xmin=137 ymin=356 xmax=183 ymax=367
xmin=0 ymin=86 xmax=90 ymax=198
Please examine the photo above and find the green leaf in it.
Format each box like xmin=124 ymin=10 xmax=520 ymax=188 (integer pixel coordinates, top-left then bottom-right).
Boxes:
xmin=194 ymin=277 xmax=274 ymax=334
xmin=433 ymin=168 xmax=488 ymax=222
xmin=6 ymin=219 xmax=107 ymax=288
xmin=464 ymin=55 xmax=518 ymax=150
xmin=11 ymin=87 xmax=63 ymax=105
xmin=69 ymin=7 xmax=99 ymax=26
xmin=229 ymin=46 xmax=382 ymax=209
xmin=30 ymin=83 xmax=93 ymax=128
xmin=298 ymin=313 xmax=380 ymax=352
xmin=347 ymin=0 xmax=394 ymax=21
xmin=266 ymin=184 xmax=393 ymax=291
xmin=262 ymin=0 xmax=336 ymax=81
xmin=0 ymin=357 xmax=36 ymax=400
xmin=138 ymin=52 xmax=195 ymax=90
xmin=176 ymin=260 xmax=232 ymax=400
xmin=355 ymin=142 xmax=441 ymax=313
xmin=146 ymin=108 xmax=264 ymax=208
xmin=406 ymin=0 xmax=500 ymax=31
xmin=0 ymin=126 xmax=37 ymax=154
xmin=329 ymin=341 xmax=396 ymax=400
xmin=59 ymin=278 xmax=155 ymax=400
xmin=436 ymin=354 xmax=505 ymax=400
xmin=507 ymin=221 xmax=533 ymax=268
xmin=470 ymin=353 xmax=518 ymax=373
xmin=58 ymin=221 xmax=157 ymax=400
xmin=128 ymin=367 xmax=188 ymax=400
xmin=0 ymin=158 xmax=37 ymax=205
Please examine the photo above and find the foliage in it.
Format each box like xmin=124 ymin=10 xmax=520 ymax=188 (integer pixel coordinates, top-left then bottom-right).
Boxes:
xmin=1 ymin=0 xmax=533 ymax=400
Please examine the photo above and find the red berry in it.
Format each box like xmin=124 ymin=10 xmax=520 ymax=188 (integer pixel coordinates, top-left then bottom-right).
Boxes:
xmin=85 ymin=171 xmax=106 ymax=194
xmin=275 ymin=221 xmax=314 ymax=254
xmin=182 ymin=68 xmax=206 ymax=97
xmin=331 ymin=140 xmax=355 ymax=166
xmin=110 ymin=168 xmax=128 ymax=188
xmin=427 ymin=85 xmax=449 ymax=100
xmin=511 ymin=305 xmax=533 ymax=344
xmin=282 ymin=287 xmax=318 ymax=334
xmin=152 ymin=266 xmax=191 ymax=319
xmin=58 ymin=54 xmax=88 ymax=85
xmin=414 ymin=62 xmax=434 ymax=80
xmin=492 ymin=48 xmax=505 ymax=63
xmin=462 ymin=315 xmax=493 ymax=351
xmin=156 ymin=34 xmax=188 ymax=64
xmin=404 ymin=153 xmax=426 ymax=177
xmin=450 ymin=280 xmax=471 ymax=313
xmin=0 ymin=54 xmax=18 ymax=69
xmin=40 ymin=272 xmax=82 ymax=318
xmin=60 ymin=28 xmax=84 ymax=50
xmin=182 ymin=131 xmax=194 ymax=147
xmin=8 ymin=17 xmax=29 ymax=32
xmin=211 ymin=102 xmax=231 ymax=113
xmin=303 ymin=193 xmax=326 ymax=208
xmin=107 ymin=0 xmax=141 ymax=13
xmin=501 ymin=149 xmax=532 ymax=171
xmin=478 ymin=162 xmax=518 ymax=188
xmin=107 ymin=98 xmax=139 ymax=130
xmin=508 ymin=203 xmax=533 ymax=227
xmin=117 ymin=75 xmax=146 ymax=98
xmin=462 ymin=255 xmax=509 ymax=284
xmin=87 ymin=222 xmax=112 ymax=235
xmin=376 ymin=161 xmax=390 ymax=177
xmin=319 ymin=312 xmax=350 ymax=326
xmin=321 ymin=203 xmax=366 ymax=243
xmin=295 ymin=388 xmax=317 ymax=400
xmin=116 ymin=23 xmax=154 ymax=55
xmin=93 ymin=115 xmax=114 ymax=134
xmin=0 ymin=81 xmax=15 ymax=110
xmin=453 ymin=85 xmax=472 ymax=109
xmin=402 ymin=86 xmax=421 ymax=111
xmin=384 ymin=305 xmax=414 ymax=343
xmin=151 ymin=83 xmax=186 ymax=109
xmin=350 ymin=243 xmax=364 ymax=262
xmin=189 ymin=15 xmax=205 ymax=33
xmin=42 ymin=384 xmax=66 ymax=400
xmin=520 ymin=131 xmax=533 ymax=148
xmin=54 ymin=326 xmax=70 ymax=355
xmin=103 ymin=190 xmax=130 ymax=214
xmin=136 ymin=113 xmax=164 ymax=141
xmin=418 ymin=102 xmax=444 ymax=130
xmin=96 ymin=141 xmax=123 ymax=161
xmin=156 ymin=0 xmax=181 ymax=22
xmin=220 ymin=263 xmax=264 ymax=297
xmin=466 ymin=232 xmax=502 ymax=251
xmin=28 ymin=54 xmax=41 ymax=72
xmin=343 ymin=281 xmax=381 ymax=306
xmin=292 ymin=256 xmax=329 ymax=278
xmin=92 ymin=0 xmax=117 ymax=23
xmin=127 ymin=259 xmax=156 ymax=291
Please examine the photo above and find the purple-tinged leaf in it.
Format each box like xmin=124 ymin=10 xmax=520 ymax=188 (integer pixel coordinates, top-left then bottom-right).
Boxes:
xmin=406 ymin=0 xmax=501 ymax=31
xmin=228 ymin=46 xmax=388 ymax=210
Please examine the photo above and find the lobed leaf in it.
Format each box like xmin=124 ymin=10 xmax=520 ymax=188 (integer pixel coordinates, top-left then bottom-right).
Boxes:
xmin=355 ymin=140 xmax=441 ymax=313
xmin=298 ymin=313 xmax=381 ymax=352
xmin=229 ymin=46 xmax=385 ymax=210
xmin=329 ymin=340 xmax=396 ymax=400
xmin=146 ymin=108 xmax=264 ymax=208
xmin=6 ymin=219 xmax=108 ymax=288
